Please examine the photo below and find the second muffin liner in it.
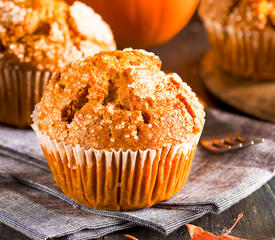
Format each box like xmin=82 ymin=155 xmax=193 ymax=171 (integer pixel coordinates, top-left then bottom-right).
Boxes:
xmin=203 ymin=20 xmax=275 ymax=80
xmin=32 ymin=105 xmax=201 ymax=211
xmin=0 ymin=65 xmax=52 ymax=128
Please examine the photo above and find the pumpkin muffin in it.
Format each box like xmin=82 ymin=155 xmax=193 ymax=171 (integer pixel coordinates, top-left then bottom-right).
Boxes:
xmin=0 ymin=0 xmax=116 ymax=128
xmin=199 ymin=0 xmax=275 ymax=80
xmin=32 ymin=49 xmax=205 ymax=211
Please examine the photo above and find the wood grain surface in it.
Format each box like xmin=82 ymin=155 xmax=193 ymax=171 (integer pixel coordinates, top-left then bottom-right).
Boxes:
xmin=202 ymin=53 xmax=275 ymax=123
xmin=1 ymin=15 xmax=274 ymax=240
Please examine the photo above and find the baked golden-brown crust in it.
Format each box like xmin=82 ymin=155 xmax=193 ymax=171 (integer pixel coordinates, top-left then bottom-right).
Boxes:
xmin=199 ymin=0 xmax=275 ymax=29
xmin=0 ymin=0 xmax=116 ymax=71
xmin=37 ymin=49 xmax=205 ymax=151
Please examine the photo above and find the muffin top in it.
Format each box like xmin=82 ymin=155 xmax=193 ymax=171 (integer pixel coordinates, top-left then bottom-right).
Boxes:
xmin=0 ymin=0 xmax=116 ymax=71
xmin=199 ymin=0 xmax=275 ymax=30
xmin=37 ymin=49 xmax=205 ymax=151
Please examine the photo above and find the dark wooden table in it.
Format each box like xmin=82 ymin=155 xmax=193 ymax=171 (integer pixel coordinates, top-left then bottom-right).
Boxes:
xmin=1 ymin=16 xmax=274 ymax=240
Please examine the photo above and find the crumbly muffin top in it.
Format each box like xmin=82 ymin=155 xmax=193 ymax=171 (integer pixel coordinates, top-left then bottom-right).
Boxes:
xmin=0 ymin=0 xmax=116 ymax=71
xmin=199 ymin=0 xmax=275 ymax=29
xmin=37 ymin=49 xmax=205 ymax=151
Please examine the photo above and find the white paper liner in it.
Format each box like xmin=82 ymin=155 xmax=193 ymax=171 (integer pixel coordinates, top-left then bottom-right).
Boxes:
xmin=204 ymin=20 xmax=275 ymax=80
xmin=0 ymin=66 xmax=52 ymax=127
xmin=32 ymin=104 xmax=201 ymax=211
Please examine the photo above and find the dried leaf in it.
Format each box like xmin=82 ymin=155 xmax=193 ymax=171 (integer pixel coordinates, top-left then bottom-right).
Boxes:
xmin=186 ymin=214 xmax=246 ymax=240
xmin=123 ymin=234 xmax=138 ymax=240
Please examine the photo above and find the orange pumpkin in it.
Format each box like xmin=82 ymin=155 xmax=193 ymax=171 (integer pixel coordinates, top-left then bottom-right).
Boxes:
xmin=68 ymin=0 xmax=199 ymax=49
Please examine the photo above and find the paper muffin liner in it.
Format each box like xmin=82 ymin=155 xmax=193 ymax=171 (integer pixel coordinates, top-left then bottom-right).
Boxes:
xmin=32 ymin=104 xmax=201 ymax=211
xmin=0 ymin=65 xmax=52 ymax=128
xmin=203 ymin=19 xmax=275 ymax=80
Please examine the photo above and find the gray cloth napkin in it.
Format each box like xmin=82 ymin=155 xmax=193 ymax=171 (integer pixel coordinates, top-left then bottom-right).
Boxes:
xmin=0 ymin=108 xmax=274 ymax=240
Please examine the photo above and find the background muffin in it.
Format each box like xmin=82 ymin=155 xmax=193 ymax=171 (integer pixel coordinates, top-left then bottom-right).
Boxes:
xmin=199 ymin=0 xmax=275 ymax=80
xmin=0 ymin=0 xmax=116 ymax=127
xmin=33 ymin=49 xmax=205 ymax=211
